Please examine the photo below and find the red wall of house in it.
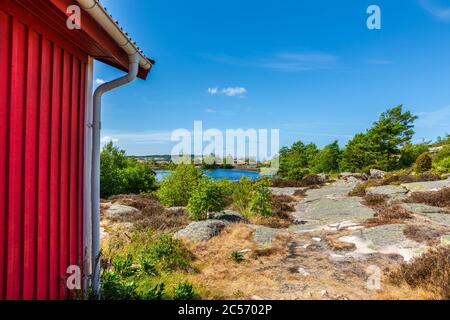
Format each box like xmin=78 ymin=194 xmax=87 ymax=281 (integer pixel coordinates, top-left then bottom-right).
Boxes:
xmin=0 ymin=6 xmax=86 ymax=300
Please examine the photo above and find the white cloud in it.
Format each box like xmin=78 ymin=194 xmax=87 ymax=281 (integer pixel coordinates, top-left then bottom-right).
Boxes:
xmin=259 ymin=52 xmax=338 ymax=72
xmin=204 ymin=51 xmax=338 ymax=72
xmin=419 ymin=0 xmax=450 ymax=21
xmin=208 ymin=87 xmax=219 ymax=95
xmin=101 ymin=136 xmax=119 ymax=144
xmin=222 ymin=87 xmax=247 ymax=96
xmin=102 ymin=131 xmax=172 ymax=145
xmin=207 ymin=86 xmax=247 ymax=97
xmin=205 ymin=108 xmax=216 ymax=113
xmin=95 ymin=78 xmax=106 ymax=85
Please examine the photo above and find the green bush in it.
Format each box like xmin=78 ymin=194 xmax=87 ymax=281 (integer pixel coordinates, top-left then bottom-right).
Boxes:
xmin=340 ymin=105 xmax=417 ymax=172
xmin=434 ymin=145 xmax=450 ymax=163
xmin=278 ymin=141 xmax=317 ymax=179
xmin=231 ymin=178 xmax=273 ymax=217
xmin=231 ymin=177 xmax=253 ymax=214
xmin=399 ymin=144 xmax=429 ymax=168
xmin=148 ymin=233 xmax=191 ymax=272
xmin=173 ymin=282 xmax=196 ymax=300
xmin=187 ymin=178 xmax=226 ymax=220
xmin=100 ymin=271 xmax=139 ymax=300
xmin=100 ymin=142 xmax=157 ymax=198
xmin=112 ymin=254 xmax=136 ymax=277
xmin=230 ymin=251 xmax=244 ymax=263
xmin=157 ymin=164 xmax=203 ymax=207
xmin=311 ymin=140 xmax=341 ymax=173
xmin=433 ymin=156 xmax=450 ymax=174
xmin=141 ymin=257 xmax=158 ymax=276
xmin=415 ymin=152 xmax=432 ymax=174
xmin=249 ymin=183 xmax=273 ymax=216
xmin=145 ymin=283 xmax=165 ymax=300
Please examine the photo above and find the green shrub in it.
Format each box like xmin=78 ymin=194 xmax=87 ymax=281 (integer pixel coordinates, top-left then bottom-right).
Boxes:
xmin=187 ymin=178 xmax=226 ymax=220
xmin=231 ymin=178 xmax=273 ymax=217
xmin=145 ymin=283 xmax=165 ymax=300
xmin=112 ymin=254 xmax=136 ymax=277
xmin=340 ymin=105 xmax=417 ymax=172
xmin=173 ymin=282 xmax=196 ymax=300
xmin=433 ymin=145 xmax=450 ymax=163
xmin=231 ymin=177 xmax=253 ymax=214
xmin=434 ymin=157 xmax=450 ymax=174
xmin=311 ymin=140 xmax=341 ymax=173
xmin=157 ymin=164 xmax=203 ymax=207
xmin=249 ymin=183 xmax=273 ymax=216
xmin=415 ymin=152 xmax=432 ymax=174
xmin=100 ymin=142 xmax=157 ymax=198
xmin=399 ymin=144 xmax=429 ymax=168
xmin=230 ymin=251 xmax=244 ymax=263
xmin=141 ymin=257 xmax=158 ymax=276
xmin=100 ymin=271 xmax=139 ymax=300
xmin=148 ymin=233 xmax=191 ymax=272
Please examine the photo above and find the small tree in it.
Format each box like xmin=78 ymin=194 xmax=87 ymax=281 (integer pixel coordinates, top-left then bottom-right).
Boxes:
xmin=415 ymin=152 xmax=432 ymax=174
xmin=312 ymin=140 xmax=341 ymax=173
xmin=249 ymin=184 xmax=272 ymax=216
xmin=100 ymin=142 xmax=156 ymax=198
xmin=187 ymin=178 xmax=226 ymax=220
xmin=157 ymin=164 xmax=203 ymax=207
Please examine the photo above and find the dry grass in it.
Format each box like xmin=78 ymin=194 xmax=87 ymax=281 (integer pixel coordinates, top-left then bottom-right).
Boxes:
xmin=362 ymin=194 xmax=389 ymax=207
xmin=293 ymin=189 xmax=307 ymax=199
xmin=405 ymin=188 xmax=450 ymax=209
xmin=403 ymin=225 xmax=447 ymax=244
xmin=105 ymin=194 xmax=191 ymax=232
xmin=325 ymin=236 xmax=356 ymax=252
xmin=349 ymin=173 xmax=442 ymax=197
xmin=271 ymin=174 xmax=327 ymax=188
xmin=364 ymin=205 xmax=412 ymax=227
xmin=389 ymin=246 xmax=450 ymax=299
xmin=245 ymin=195 xmax=296 ymax=229
xmin=186 ymin=224 xmax=291 ymax=299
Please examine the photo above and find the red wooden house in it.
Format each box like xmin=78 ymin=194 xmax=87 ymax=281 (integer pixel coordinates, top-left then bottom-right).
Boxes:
xmin=0 ymin=0 xmax=153 ymax=299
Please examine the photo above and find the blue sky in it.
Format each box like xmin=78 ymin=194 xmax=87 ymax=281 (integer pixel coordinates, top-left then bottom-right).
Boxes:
xmin=96 ymin=0 xmax=450 ymax=156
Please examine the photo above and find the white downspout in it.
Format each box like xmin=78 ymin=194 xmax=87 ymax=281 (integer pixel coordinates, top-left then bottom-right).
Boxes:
xmin=91 ymin=52 xmax=140 ymax=297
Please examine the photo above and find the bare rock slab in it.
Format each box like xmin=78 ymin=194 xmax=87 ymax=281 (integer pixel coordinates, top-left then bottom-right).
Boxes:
xmin=175 ymin=220 xmax=227 ymax=242
xmin=366 ymin=185 xmax=408 ymax=197
xmin=339 ymin=224 xmax=428 ymax=262
xmin=291 ymin=197 xmax=374 ymax=233
xmin=104 ymin=204 xmax=141 ymax=221
xmin=401 ymin=178 xmax=450 ymax=192
xmin=269 ymin=187 xmax=306 ymax=196
xmin=250 ymin=225 xmax=283 ymax=246
xmin=401 ymin=203 xmax=450 ymax=226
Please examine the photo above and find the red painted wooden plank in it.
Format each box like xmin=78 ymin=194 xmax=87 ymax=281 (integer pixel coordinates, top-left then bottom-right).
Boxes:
xmin=59 ymin=50 xmax=72 ymax=299
xmin=22 ymin=29 xmax=40 ymax=300
xmin=6 ymin=19 xmax=27 ymax=300
xmin=69 ymin=58 xmax=80 ymax=275
xmin=0 ymin=10 xmax=11 ymax=300
xmin=36 ymin=38 xmax=52 ymax=300
xmin=78 ymin=62 xmax=86 ymax=275
xmin=48 ymin=45 xmax=63 ymax=300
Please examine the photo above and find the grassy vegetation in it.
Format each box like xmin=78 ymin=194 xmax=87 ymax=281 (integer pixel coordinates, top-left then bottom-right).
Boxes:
xmin=349 ymin=171 xmax=442 ymax=196
xmin=405 ymin=188 xmax=450 ymax=208
xmin=389 ymin=246 xmax=450 ymax=299
xmin=100 ymin=230 xmax=198 ymax=300
xmin=364 ymin=205 xmax=412 ymax=227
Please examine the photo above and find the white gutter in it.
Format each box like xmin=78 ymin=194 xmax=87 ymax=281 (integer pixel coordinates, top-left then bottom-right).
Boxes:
xmin=77 ymin=0 xmax=153 ymax=71
xmin=91 ymin=52 xmax=140 ymax=298
xmin=77 ymin=0 xmax=152 ymax=298
xmin=83 ymin=58 xmax=94 ymax=298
